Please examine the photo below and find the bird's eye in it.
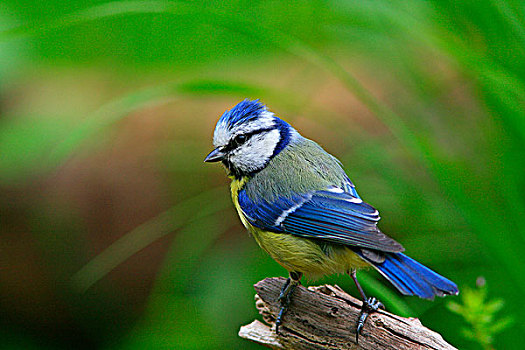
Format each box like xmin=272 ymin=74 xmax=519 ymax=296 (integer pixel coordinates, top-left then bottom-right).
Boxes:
xmin=234 ymin=134 xmax=247 ymax=146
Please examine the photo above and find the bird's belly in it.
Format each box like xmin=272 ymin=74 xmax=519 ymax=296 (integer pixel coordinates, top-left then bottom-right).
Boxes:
xmin=249 ymin=226 xmax=369 ymax=279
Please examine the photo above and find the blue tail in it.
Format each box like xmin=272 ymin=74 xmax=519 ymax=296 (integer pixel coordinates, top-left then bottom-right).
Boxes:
xmin=363 ymin=252 xmax=459 ymax=300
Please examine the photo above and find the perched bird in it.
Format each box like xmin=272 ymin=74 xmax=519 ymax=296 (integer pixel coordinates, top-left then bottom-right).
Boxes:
xmin=205 ymin=99 xmax=458 ymax=341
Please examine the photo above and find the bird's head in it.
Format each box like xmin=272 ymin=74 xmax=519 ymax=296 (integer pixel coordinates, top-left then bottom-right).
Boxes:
xmin=204 ymin=99 xmax=293 ymax=178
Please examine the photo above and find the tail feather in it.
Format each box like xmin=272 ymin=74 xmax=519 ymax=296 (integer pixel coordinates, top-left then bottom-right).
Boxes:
xmin=361 ymin=252 xmax=459 ymax=300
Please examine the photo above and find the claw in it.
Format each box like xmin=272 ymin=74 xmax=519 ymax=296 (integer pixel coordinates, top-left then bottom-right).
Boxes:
xmin=275 ymin=305 xmax=287 ymax=334
xmin=356 ymin=297 xmax=383 ymax=343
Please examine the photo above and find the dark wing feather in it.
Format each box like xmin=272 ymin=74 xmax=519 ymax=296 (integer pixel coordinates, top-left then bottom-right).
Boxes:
xmin=238 ymin=188 xmax=404 ymax=253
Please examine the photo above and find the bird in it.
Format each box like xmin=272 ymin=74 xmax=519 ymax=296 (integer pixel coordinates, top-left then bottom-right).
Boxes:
xmin=204 ymin=99 xmax=459 ymax=342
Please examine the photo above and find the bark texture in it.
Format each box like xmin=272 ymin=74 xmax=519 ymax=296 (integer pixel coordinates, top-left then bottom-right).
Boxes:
xmin=239 ymin=277 xmax=457 ymax=350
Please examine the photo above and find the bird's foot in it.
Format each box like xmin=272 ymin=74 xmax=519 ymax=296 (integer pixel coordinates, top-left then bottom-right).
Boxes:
xmin=277 ymin=278 xmax=291 ymax=303
xmin=275 ymin=273 xmax=302 ymax=334
xmin=356 ymin=297 xmax=384 ymax=343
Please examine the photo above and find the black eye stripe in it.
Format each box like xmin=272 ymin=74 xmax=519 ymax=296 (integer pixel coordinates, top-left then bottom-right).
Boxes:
xmin=225 ymin=128 xmax=274 ymax=151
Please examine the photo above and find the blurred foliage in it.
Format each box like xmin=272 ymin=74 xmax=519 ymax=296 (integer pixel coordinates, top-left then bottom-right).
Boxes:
xmin=0 ymin=0 xmax=524 ymax=349
xmin=447 ymin=278 xmax=514 ymax=350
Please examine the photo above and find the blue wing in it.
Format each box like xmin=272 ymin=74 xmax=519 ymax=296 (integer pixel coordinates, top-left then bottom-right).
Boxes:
xmin=238 ymin=185 xmax=404 ymax=253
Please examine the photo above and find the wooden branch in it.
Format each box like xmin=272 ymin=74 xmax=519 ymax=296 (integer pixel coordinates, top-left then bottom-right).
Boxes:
xmin=239 ymin=277 xmax=456 ymax=350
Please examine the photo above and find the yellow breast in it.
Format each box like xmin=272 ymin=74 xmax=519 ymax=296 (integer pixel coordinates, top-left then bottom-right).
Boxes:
xmin=230 ymin=177 xmax=369 ymax=279
xmin=230 ymin=176 xmax=251 ymax=228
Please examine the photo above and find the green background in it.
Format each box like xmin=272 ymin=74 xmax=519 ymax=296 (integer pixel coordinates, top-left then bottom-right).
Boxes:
xmin=1 ymin=1 xmax=523 ymax=349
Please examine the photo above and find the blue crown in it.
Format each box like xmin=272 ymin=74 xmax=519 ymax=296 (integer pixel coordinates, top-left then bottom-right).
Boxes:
xmin=218 ymin=99 xmax=267 ymax=129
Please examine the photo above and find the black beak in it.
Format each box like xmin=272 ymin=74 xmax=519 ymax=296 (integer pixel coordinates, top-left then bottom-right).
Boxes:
xmin=204 ymin=147 xmax=226 ymax=162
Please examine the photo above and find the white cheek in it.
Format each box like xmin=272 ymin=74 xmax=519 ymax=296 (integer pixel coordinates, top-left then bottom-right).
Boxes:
xmin=230 ymin=129 xmax=280 ymax=172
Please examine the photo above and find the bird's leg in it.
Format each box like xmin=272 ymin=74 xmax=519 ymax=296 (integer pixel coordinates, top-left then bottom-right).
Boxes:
xmin=275 ymin=271 xmax=302 ymax=334
xmin=350 ymin=269 xmax=384 ymax=343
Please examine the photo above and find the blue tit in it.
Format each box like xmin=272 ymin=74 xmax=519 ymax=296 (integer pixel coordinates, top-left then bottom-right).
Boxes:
xmin=205 ymin=99 xmax=458 ymax=340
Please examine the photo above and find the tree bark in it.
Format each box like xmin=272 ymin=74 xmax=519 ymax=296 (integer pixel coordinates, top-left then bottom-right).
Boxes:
xmin=239 ymin=277 xmax=456 ymax=350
